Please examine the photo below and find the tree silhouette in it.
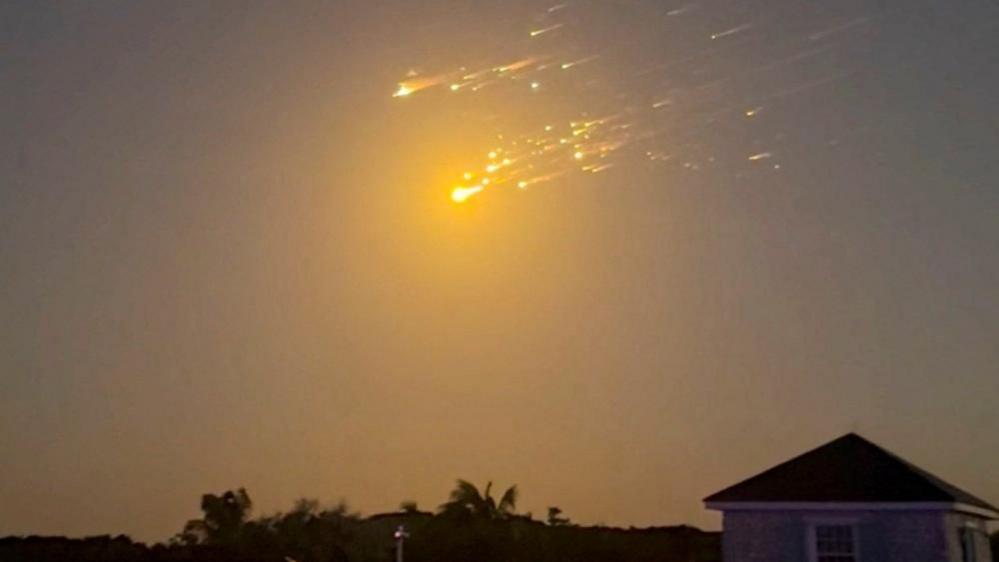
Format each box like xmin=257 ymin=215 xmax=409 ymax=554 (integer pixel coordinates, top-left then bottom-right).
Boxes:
xmin=0 ymin=484 xmax=721 ymax=562
xmin=176 ymin=488 xmax=253 ymax=546
xmin=267 ymin=499 xmax=356 ymax=562
xmin=438 ymin=480 xmax=518 ymax=520
xmin=546 ymin=506 xmax=570 ymax=526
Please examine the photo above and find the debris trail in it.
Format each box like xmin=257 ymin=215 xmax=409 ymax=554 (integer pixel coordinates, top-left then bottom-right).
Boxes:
xmin=809 ymin=17 xmax=871 ymax=42
xmin=389 ymin=3 xmax=859 ymax=202
xmin=710 ymin=23 xmax=753 ymax=40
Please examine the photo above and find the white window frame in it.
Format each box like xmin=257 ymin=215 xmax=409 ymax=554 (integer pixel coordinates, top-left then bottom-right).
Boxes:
xmin=806 ymin=518 xmax=861 ymax=562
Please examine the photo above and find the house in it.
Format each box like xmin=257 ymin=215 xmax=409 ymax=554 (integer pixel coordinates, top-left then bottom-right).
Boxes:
xmin=704 ymin=433 xmax=997 ymax=562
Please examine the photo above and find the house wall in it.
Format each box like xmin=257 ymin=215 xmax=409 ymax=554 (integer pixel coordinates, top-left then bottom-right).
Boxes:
xmin=721 ymin=509 xmax=955 ymax=562
xmin=943 ymin=512 xmax=993 ymax=562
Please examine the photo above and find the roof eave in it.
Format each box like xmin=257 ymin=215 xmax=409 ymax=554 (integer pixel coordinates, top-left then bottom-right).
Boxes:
xmin=704 ymin=501 xmax=999 ymax=519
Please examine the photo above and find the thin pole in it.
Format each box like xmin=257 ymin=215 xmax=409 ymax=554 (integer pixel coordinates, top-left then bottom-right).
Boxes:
xmin=394 ymin=525 xmax=409 ymax=562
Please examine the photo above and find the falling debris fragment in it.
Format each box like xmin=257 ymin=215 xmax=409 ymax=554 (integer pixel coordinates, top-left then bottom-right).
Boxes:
xmin=451 ymin=185 xmax=484 ymax=203
xmin=710 ymin=23 xmax=753 ymax=40
xmin=388 ymin=2 xmax=842 ymax=203
xmin=560 ymin=56 xmax=599 ymax=70
xmin=530 ymin=23 xmax=564 ymax=37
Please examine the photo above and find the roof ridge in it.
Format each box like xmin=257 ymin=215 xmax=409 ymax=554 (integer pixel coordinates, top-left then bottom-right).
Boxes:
xmin=703 ymin=433 xmax=997 ymax=514
xmin=702 ymin=433 xmax=859 ymax=502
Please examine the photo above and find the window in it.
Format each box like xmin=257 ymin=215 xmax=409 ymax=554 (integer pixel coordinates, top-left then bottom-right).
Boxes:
xmin=813 ymin=524 xmax=857 ymax=562
xmin=960 ymin=527 xmax=982 ymax=562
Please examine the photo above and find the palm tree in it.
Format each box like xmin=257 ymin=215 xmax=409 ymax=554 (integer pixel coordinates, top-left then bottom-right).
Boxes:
xmin=176 ymin=488 xmax=253 ymax=545
xmin=439 ymin=479 xmax=518 ymax=520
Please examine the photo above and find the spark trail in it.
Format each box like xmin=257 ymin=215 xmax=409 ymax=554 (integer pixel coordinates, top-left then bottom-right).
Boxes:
xmin=390 ymin=2 xmax=868 ymax=202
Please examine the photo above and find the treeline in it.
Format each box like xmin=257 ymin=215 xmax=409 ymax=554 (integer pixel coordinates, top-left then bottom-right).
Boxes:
xmin=0 ymin=480 xmax=721 ymax=562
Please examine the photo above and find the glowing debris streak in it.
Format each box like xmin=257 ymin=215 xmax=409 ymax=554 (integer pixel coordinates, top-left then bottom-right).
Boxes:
xmin=666 ymin=4 xmax=695 ymax=16
xmin=496 ymin=57 xmax=540 ymax=73
xmin=392 ymin=84 xmax=414 ymax=98
xmin=451 ymin=185 xmax=484 ymax=203
xmin=710 ymin=23 xmax=753 ymax=40
xmin=389 ymin=3 xmax=870 ymax=202
xmin=560 ymin=56 xmax=599 ymax=70
xmin=391 ymin=76 xmax=447 ymax=98
xmin=530 ymin=23 xmax=564 ymax=37
xmin=809 ymin=17 xmax=871 ymax=42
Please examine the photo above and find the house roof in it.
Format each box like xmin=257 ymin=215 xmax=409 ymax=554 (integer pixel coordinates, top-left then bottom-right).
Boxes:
xmin=703 ymin=433 xmax=997 ymax=514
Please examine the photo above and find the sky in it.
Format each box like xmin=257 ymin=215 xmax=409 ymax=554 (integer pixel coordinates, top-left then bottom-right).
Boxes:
xmin=2 ymin=0 xmax=998 ymax=543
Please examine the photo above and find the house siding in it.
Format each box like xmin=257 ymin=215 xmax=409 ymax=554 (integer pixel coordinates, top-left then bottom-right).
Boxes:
xmin=943 ymin=512 xmax=994 ymax=562
xmin=721 ymin=509 xmax=955 ymax=562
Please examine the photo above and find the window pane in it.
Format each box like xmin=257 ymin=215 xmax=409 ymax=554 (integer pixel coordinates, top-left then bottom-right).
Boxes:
xmin=815 ymin=525 xmax=856 ymax=558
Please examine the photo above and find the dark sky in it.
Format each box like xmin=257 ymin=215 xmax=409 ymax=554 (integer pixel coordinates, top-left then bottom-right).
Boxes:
xmin=2 ymin=0 xmax=998 ymax=542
